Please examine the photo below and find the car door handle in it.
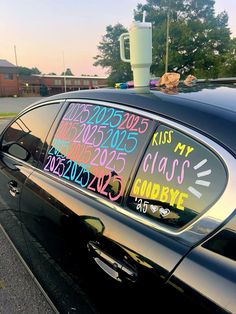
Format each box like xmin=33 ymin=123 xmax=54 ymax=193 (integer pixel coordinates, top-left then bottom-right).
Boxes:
xmin=8 ymin=180 xmax=20 ymax=197
xmin=88 ymin=241 xmax=137 ymax=283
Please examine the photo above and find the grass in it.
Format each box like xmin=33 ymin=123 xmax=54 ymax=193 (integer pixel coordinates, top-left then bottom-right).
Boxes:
xmin=0 ymin=112 xmax=17 ymax=118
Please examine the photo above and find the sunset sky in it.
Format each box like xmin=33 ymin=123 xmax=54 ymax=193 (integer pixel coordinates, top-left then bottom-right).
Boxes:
xmin=0 ymin=0 xmax=235 ymax=77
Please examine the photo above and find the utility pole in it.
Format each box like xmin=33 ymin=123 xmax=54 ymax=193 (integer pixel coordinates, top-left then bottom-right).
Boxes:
xmin=165 ymin=1 xmax=170 ymax=73
xmin=14 ymin=45 xmax=19 ymax=96
xmin=14 ymin=45 xmax=18 ymax=67
xmin=62 ymin=52 xmax=67 ymax=92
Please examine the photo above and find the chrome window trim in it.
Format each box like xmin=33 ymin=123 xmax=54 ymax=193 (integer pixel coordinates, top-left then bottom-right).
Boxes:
xmin=4 ymin=98 xmax=235 ymax=245
xmin=15 ymin=99 xmax=66 ymax=119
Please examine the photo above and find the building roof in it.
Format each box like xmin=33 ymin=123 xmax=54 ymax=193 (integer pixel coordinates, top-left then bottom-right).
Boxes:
xmin=32 ymin=74 xmax=107 ymax=80
xmin=0 ymin=59 xmax=16 ymax=68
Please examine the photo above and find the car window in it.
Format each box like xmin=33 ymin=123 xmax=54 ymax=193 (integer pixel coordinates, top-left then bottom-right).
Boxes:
xmin=126 ymin=124 xmax=227 ymax=229
xmin=43 ymin=102 xmax=154 ymax=204
xmin=1 ymin=103 xmax=60 ymax=166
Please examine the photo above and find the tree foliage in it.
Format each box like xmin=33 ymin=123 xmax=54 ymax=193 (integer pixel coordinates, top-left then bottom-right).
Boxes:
xmin=94 ymin=0 xmax=234 ymax=81
xmin=18 ymin=66 xmax=41 ymax=75
xmin=218 ymin=38 xmax=236 ymax=77
xmin=61 ymin=68 xmax=74 ymax=76
xmin=134 ymin=0 xmax=232 ymax=78
xmin=93 ymin=23 xmax=132 ymax=86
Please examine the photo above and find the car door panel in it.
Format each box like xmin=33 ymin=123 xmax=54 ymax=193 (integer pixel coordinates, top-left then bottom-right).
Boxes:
xmin=169 ymin=212 xmax=236 ymax=313
xmin=0 ymin=155 xmax=32 ymax=210
xmin=20 ymin=168 xmax=190 ymax=312
xmin=169 ymin=244 xmax=236 ymax=313
xmin=0 ymin=153 xmax=33 ymax=263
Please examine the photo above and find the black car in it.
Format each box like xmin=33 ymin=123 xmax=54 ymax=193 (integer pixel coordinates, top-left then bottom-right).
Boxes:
xmin=0 ymin=83 xmax=236 ymax=313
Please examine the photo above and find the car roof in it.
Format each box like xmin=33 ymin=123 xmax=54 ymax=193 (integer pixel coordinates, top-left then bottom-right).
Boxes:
xmin=30 ymin=83 xmax=236 ymax=155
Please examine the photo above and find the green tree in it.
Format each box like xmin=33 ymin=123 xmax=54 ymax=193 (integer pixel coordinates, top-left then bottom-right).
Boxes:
xmin=218 ymin=37 xmax=236 ymax=77
xmin=94 ymin=23 xmax=132 ymax=86
xmin=61 ymin=68 xmax=74 ymax=76
xmin=134 ymin=0 xmax=231 ymax=78
xmin=31 ymin=67 xmax=41 ymax=74
xmin=18 ymin=66 xmax=41 ymax=75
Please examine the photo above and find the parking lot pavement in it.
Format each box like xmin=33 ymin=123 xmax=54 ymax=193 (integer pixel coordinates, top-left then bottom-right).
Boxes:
xmin=0 ymin=97 xmax=44 ymax=113
xmin=0 ymin=197 xmax=96 ymax=314
xmin=0 ymin=223 xmax=57 ymax=314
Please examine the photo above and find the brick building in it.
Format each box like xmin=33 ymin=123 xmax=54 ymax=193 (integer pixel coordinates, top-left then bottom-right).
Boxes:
xmin=0 ymin=59 xmax=108 ymax=97
xmin=27 ymin=74 xmax=108 ymax=96
xmin=0 ymin=59 xmax=18 ymax=96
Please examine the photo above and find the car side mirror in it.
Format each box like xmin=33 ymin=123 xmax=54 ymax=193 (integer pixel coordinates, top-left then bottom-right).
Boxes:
xmin=7 ymin=143 xmax=30 ymax=161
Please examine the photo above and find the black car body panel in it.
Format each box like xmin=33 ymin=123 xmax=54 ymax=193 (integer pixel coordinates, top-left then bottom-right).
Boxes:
xmin=20 ymin=168 xmax=190 ymax=312
xmin=172 ymin=212 xmax=236 ymax=313
xmin=0 ymin=83 xmax=236 ymax=313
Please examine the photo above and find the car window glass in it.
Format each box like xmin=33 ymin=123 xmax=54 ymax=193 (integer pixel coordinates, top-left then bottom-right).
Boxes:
xmin=1 ymin=103 xmax=60 ymax=166
xmin=43 ymin=102 xmax=154 ymax=204
xmin=126 ymin=124 xmax=227 ymax=229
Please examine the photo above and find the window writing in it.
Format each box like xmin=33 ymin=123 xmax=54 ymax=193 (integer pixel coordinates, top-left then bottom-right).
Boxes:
xmin=43 ymin=102 xmax=154 ymax=203
xmin=127 ymin=124 xmax=227 ymax=229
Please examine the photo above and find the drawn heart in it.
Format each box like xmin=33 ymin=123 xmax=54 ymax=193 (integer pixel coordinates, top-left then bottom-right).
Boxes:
xmin=159 ymin=207 xmax=170 ymax=217
xmin=150 ymin=205 xmax=158 ymax=213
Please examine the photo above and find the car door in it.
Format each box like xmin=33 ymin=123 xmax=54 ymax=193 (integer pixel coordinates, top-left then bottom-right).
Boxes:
xmin=0 ymin=101 xmax=63 ymax=261
xmin=169 ymin=214 xmax=236 ymax=314
xmin=19 ymin=99 xmax=231 ymax=313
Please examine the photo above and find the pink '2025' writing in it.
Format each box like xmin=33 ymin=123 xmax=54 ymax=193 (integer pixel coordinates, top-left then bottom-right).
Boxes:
xmin=48 ymin=144 xmax=126 ymax=174
xmin=44 ymin=154 xmax=123 ymax=201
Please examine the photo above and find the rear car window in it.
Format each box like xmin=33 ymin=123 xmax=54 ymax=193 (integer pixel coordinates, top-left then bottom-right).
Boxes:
xmin=43 ymin=102 xmax=154 ymax=203
xmin=126 ymin=124 xmax=227 ymax=229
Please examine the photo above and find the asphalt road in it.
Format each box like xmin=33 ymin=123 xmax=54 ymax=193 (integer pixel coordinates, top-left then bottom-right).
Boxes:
xmin=0 ymin=97 xmax=44 ymax=113
xmin=0 ymin=197 xmax=57 ymax=314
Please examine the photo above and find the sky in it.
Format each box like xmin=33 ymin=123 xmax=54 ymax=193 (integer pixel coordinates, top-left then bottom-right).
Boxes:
xmin=0 ymin=0 xmax=235 ymax=77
